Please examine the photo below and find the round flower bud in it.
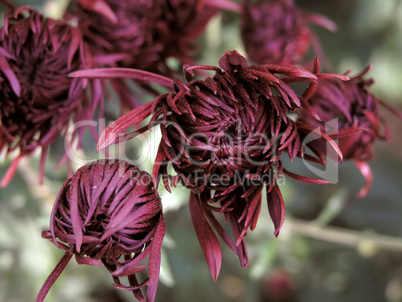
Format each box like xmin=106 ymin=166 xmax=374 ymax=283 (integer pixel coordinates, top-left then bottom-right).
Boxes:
xmin=36 ymin=159 xmax=165 ymax=302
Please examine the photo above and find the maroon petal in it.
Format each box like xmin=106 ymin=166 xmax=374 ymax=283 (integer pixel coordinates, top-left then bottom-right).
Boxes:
xmin=303 ymin=12 xmax=338 ymax=32
xmin=0 ymin=55 xmax=21 ymax=96
xmin=283 ymin=168 xmax=332 ymax=185
xmin=266 ymin=184 xmax=286 ymax=237
xmin=111 ymin=265 xmax=147 ymax=277
xmin=316 ymin=73 xmax=349 ymax=81
xmin=329 ymin=127 xmax=364 ymax=140
xmin=78 ymin=0 xmax=118 ymax=23
xmin=189 ymin=192 xmax=222 ymax=281
xmin=0 ymin=46 xmax=16 ymax=59
xmin=219 ymin=50 xmax=249 ymax=71
xmin=204 ymin=0 xmax=242 ymax=12
xmin=355 ymin=161 xmax=373 ymax=198
xmin=67 ymin=27 xmax=81 ymax=68
xmin=146 ymin=216 xmax=166 ymax=302
xmin=97 ymin=101 xmax=153 ymax=150
xmin=298 ymin=124 xmax=343 ymax=164
xmin=69 ymin=68 xmax=173 ymax=89
xmin=228 ymin=212 xmax=249 ymax=268
xmin=0 ymin=155 xmax=22 ymax=188
xmin=69 ymin=174 xmax=84 ymax=253
xmin=263 ymin=64 xmax=318 ymax=81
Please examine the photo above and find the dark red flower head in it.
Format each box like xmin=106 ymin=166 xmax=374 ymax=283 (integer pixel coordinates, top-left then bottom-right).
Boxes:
xmin=241 ymin=0 xmax=337 ymax=65
xmin=36 ymin=159 xmax=165 ymax=302
xmin=0 ymin=5 xmax=99 ymax=186
xmin=69 ymin=0 xmax=219 ymax=75
xmin=71 ymin=51 xmax=347 ymax=280
xmin=298 ymin=65 xmax=402 ymax=197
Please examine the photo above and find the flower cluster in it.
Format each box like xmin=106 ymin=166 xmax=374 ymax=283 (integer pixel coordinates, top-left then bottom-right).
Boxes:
xmin=76 ymin=50 xmax=348 ymax=278
xmin=36 ymin=159 xmax=165 ymax=302
xmin=0 ymin=0 xmax=239 ymax=187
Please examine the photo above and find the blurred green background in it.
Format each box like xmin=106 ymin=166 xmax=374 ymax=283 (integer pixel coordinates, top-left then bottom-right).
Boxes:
xmin=1 ymin=0 xmax=402 ymax=301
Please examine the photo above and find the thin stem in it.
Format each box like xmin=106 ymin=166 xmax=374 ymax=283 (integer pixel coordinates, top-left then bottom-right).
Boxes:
xmin=36 ymin=252 xmax=73 ymax=302
xmin=285 ymin=218 xmax=402 ymax=252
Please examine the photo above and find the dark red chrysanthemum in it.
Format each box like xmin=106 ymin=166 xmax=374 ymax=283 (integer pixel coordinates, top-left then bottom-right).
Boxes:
xmin=67 ymin=0 xmax=240 ymax=111
xmin=241 ymin=0 xmax=337 ymax=65
xmin=71 ymin=50 xmax=348 ymax=280
xmin=298 ymin=65 xmax=402 ymax=197
xmin=36 ymin=159 xmax=165 ymax=302
xmin=0 ymin=4 xmax=100 ymax=186
xmin=69 ymin=0 xmax=239 ymax=75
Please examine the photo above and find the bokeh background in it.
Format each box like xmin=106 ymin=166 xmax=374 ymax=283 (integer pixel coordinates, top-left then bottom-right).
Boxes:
xmin=1 ymin=0 xmax=402 ymax=301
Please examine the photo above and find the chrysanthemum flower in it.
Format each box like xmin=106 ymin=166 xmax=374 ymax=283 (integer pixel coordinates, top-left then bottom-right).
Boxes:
xmin=298 ymin=64 xmax=402 ymax=197
xmin=36 ymin=159 xmax=165 ymax=302
xmin=69 ymin=0 xmax=240 ymax=75
xmin=71 ymin=51 xmax=347 ymax=280
xmin=66 ymin=0 xmax=240 ymax=111
xmin=241 ymin=0 xmax=337 ymax=65
xmin=0 ymin=4 xmax=100 ymax=186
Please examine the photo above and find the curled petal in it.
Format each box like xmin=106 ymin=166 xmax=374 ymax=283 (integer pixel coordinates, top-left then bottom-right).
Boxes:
xmin=0 ymin=155 xmax=22 ymax=188
xmin=97 ymin=102 xmax=153 ymax=150
xmin=219 ymin=50 xmax=249 ymax=71
xmin=303 ymin=12 xmax=338 ymax=32
xmin=283 ymin=168 xmax=332 ymax=184
xmin=0 ymin=55 xmax=21 ymax=96
xmin=40 ymin=160 xmax=164 ymax=301
xmin=355 ymin=161 xmax=373 ymax=198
